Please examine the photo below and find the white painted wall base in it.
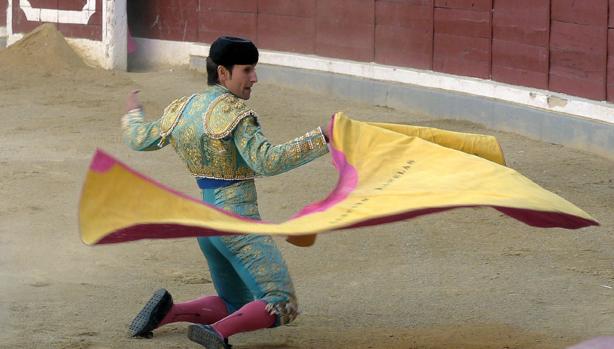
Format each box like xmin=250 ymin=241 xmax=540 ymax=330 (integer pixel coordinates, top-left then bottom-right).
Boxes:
xmin=130 ymin=37 xmax=193 ymax=67
xmin=191 ymin=43 xmax=614 ymax=127
xmin=128 ymin=38 xmax=614 ymax=127
xmin=0 ymin=26 xmax=6 ymax=37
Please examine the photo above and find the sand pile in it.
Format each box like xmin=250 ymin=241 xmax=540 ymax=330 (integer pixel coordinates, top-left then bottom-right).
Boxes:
xmin=0 ymin=23 xmax=131 ymax=88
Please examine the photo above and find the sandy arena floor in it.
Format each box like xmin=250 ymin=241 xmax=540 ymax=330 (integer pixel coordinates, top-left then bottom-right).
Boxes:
xmin=1 ymin=26 xmax=613 ymax=349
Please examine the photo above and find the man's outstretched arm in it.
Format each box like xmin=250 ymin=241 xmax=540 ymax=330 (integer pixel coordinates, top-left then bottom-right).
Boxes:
xmin=121 ymin=90 xmax=168 ymax=151
xmin=234 ymin=116 xmax=329 ymax=176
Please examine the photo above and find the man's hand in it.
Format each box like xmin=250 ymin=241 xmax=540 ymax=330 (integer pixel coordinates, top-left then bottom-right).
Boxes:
xmin=320 ymin=120 xmax=331 ymax=143
xmin=125 ymin=89 xmax=143 ymax=112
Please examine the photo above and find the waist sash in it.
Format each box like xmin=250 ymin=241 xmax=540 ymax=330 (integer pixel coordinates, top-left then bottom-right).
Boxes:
xmin=196 ymin=177 xmax=242 ymax=189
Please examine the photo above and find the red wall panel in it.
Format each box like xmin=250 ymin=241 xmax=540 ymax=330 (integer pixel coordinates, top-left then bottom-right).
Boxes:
xmin=201 ymin=0 xmax=256 ymax=13
xmin=610 ymin=0 xmax=614 ymax=28
xmin=0 ymin=0 xmax=7 ymax=27
xmin=434 ymin=0 xmax=491 ymax=11
xmin=28 ymin=0 xmax=57 ymax=8
xmin=198 ymin=0 xmax=257 ymax=43
xmin=315 ymin=0 xmax=374 ymax=62
xmin=434 ymin=33 xmax=491 ymax=78
xmin=607 ymin=29 xmax=614 ymax=102
xmin=259 ymin=0 xmax=315 ymax=17
xmin=492 ymin=0 xmax=549 ymax=89
xmin=492 ymin=41 xmax=548 ymax=88
xmin=129 ymin=0 xmax=198 ymax=41
xmin=374 ymin=0 xmax=433 ymax=69
xmin=493 ymin=0 xmax=549 ymax=46
xmin=549 ymin=0 xmax=608 ymax=100
xmin=550 ymin=20 xmax=607 ymax=100
xmin=257 ymin=0 xmax=315 ymax=54
xmin=552 ymin=0 xmax=608 ymax=26
xmin=12 ymin=0 xmax=102 ymax=40
xmin=434 ymin=7 xmax=491 ymax=37
xmin=433 ymin=3 xmax=492 ymax=79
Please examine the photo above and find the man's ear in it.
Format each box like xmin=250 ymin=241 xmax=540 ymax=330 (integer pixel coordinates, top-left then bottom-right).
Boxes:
xmin=218 ymin=65 xmax=230 ymax=82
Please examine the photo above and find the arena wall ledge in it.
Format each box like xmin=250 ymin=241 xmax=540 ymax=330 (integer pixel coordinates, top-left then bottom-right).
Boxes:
xmin=127 ymin=38 xmax=614 ymax=161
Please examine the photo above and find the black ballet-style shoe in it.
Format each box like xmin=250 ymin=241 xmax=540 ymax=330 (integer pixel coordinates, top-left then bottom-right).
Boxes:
xmin=187 ymin=324 xmax=231 ymax=349
xmin=128 ymin=288 xmax=173 ymax=338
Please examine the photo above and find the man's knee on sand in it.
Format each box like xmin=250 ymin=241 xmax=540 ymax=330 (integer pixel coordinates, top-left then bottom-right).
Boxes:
xmin=265 ymin=299 xmax=299 ymax=327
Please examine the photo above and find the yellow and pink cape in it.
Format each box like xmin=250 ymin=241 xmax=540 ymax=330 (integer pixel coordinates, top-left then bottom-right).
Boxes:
xmin=79 ymin=113 xmax=598 ymax=247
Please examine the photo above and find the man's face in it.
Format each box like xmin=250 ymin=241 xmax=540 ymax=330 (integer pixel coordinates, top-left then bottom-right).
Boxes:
xmin=220 ymin=64 xmax=258 ymax=100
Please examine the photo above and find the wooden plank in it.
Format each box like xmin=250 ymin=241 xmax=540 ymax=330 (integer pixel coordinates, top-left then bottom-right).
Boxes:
xmin=434 ymin=0 xmax=491 ymax=11
xmin=258 ymin=13 xmax=315 ymax=54
xmin=607 ymin=29 xmax=614 ymax=102
xmin=434 ymin=7 xmax=491 ymax=38
xmin=0 ymin=0 xmax=6 ymax=26
xmin=433 ymin=33 xmax=491 ymax=78
xmin=56 ymin=0 xmax=87 ymax=11
xmin=375 ymin=24 xmax=433 ymax=69
xmin=549 ymin=21 xmax=607 ymax=100
xmin=316 ymin=0 xmax=374 ymax=23
xmin=258 ymin=0 xmax=315 ymax=17
xmin=375 ymin=0 xmax=433 ymax=28
xmin=57 ymin=23 xmax=101 ymax=40
xmin=492 ymin=64 xmax=548 ymax=89
xmin=199 ymin=0 xmax=256 ymax=13
xmin=492 ymin=40 xmax=548 ymax=72
xmin=27 ymin=0 xmax=58 ymax=8
xmin=550 ymin=20 xmax=607 ymax=58
xmin=315 ymin=0 xmax=374 ymax=62
xmin=154 ymin=1 xmax=199 ymax=42
xmin=198 ymin=9 xmax=257 ymax=43
xmin=375 ymin=0 xmax=433 ymax=69
xmin=551 ymin=0 xmax=607 ymax=26
xmin=610 ymin=0 xmax=614 ymax=28
xmin=550 ymin=70 xmax=606 ymax=100
xmin=493 ymin=0 xmax=549 ymax=46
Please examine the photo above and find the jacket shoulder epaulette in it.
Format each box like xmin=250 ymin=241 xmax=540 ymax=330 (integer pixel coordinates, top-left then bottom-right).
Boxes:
xmin=159 ymin=95 xmax=194 ymax=140
xmin=204 ymin=93 xmax=256 ymax=139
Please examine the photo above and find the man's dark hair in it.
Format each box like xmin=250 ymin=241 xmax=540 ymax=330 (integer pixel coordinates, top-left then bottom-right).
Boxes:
xmin=206 ymin=36 xmax=258 ymax=85
xmin=206 ymin=57 xmax=233 ymax=85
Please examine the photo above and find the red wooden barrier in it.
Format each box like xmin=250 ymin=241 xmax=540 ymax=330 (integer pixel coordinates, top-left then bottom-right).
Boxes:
xmin=258 ymin=0 xmax=315 ymax=54
xmin=433 ymin=0 xmax=492 ymax=79
xmin=198 ymin=0 xmax=257 ymax=43
xmin=492 ymin=0 xmax=549 ymax=89
xmin=608 ymin=30 xmax=614 ymax=102
xmin=375 ymin=0 xmax=433 ymax=69
xmin=434 ymin=0 xmax=491 ymax=11
xmin=550 ymin=0 xmax=608 ymax=100
xmin=315 ymin=0 xmax=374 ymax=62
xmin=0 ymin=0 xmax=7 ymax=28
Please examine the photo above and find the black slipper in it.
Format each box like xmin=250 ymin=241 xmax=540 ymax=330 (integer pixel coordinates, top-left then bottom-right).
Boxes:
xmin=128 ymin=288 xmax=173 ymax=338
xmin=187 ymin=324 xmax=230 ymax=349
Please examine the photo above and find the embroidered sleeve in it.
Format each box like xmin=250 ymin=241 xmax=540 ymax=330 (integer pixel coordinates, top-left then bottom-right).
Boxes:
xmin=121 ymin=108 xmax=163 ymax=151
xmin=233 ymin=116 xmax=329 ymax=176
xmin=121 ymin=96 xmax=192 ymax=151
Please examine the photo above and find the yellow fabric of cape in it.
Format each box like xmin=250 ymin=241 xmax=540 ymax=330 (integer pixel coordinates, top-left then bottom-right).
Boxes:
xmin=79 ymin=113 xmax=597 ymax=246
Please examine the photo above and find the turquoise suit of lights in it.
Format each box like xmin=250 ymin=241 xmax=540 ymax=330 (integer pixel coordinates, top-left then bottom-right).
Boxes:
xmin=121 ymin=84 xmax=329 ymax=325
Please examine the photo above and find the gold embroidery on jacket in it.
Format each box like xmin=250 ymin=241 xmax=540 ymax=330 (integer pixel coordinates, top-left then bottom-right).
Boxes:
xmin=204 ymin=93 xmax=257 ymax=139
xmin=158 ymin=95 xmax=194 ymax=146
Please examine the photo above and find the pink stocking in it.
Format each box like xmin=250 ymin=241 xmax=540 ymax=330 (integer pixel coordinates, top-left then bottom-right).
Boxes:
xmin=212 ymin=300 xmax=275 ymax=338
xmin=159 ymin=295 xmax=228 ymax=326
